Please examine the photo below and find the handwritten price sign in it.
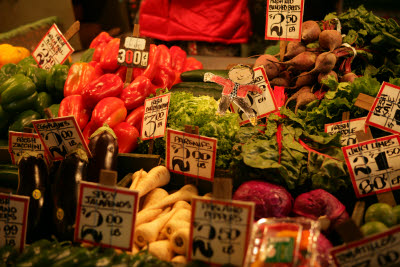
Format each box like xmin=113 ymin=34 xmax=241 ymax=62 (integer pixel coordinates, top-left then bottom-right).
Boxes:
xmin=141 ymin=93 xmax=171 ymax=140
xmin=230 ymin=67 xmax=278 ymax=125
xmin=188 ymin=197 xmax=254 ymax=266
xmin=8 ymin=131 xmax=47 ymax=165
xmin=331 ymin=225 xmax=400 ymax=267
xmin=325 ymin=117 xmax=367 ymax=146
xmin=32 ymin=24 xmax=74 ymax=70
xmin=117 ymin=35 xmax=149 ymax=68
xmin=74 ymin=181 xmax=138 ymax=251
xmin=166 ymin=129 xmax=217 ymax=181
xmin=342 ymin=135 xmax=400 ymax=198
xmin=32 ymin=116 xmax=91 ymax=161
xmin=265 ymin=0 xmax=304 ymax=41
xmin=0 ymin=193 xmax=29 ymax=252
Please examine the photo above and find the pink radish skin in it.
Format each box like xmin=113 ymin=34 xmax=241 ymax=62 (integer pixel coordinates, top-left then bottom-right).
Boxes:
xmin=318 ymin=70 xmax=338 ymax=84
xmin=302 ymin=21 xmax=321 ymax=44
xmin=340 ymin=72 xmax=358 ymax=83
xmin=319 ymin=30 xmax=343 ymax=51
xmin=270 ymin=77 xmax=290 ymax=88
xmin=278 ymin=51 xmax=317 ymax=71
xmin=284 ymin=41 xmax=306 ymax=58
xmin=254 ymin=54 xmax=280 ymax=80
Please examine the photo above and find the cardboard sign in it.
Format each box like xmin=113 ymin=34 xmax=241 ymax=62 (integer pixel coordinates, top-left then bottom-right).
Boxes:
xmin=74 ymin=181 xmax=138 ymax=251
xmin=166 ymin=129 xmax=217 ymax=181
xmin=141 ymin=93 xmax=171 ymax=140
xmin=8 ymin=131 xmax=47 ymax=165
xmin=117 ymin=35 xmax=150 ymax=68
xmin=265 ymin=0 xmax=304 ymax=41
xmin=188 ymin=197 xmax=254 ymax=266
xmin=366 ymin=82 xmax=400 ymax=135
xmin=342 ymin=134 xmax=400 ymax=198
xmin=32 ymin=24 xmax=74 ymax=70
xmin=32 ymin=116 xmax=91 ymax=161
xmin=230 ymin=67 xmax=278 ymax=125
xmin=331 ymin=225 xmax=400 ymax=267
xmin=0 ymin=193 xmax=29 ymax=252
xmin=325 ymin=117 xmax=367 ymax=146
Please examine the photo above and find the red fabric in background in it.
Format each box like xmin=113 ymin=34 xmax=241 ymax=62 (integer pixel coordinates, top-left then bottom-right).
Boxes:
xmin=139 ymin=0 xmax=252 ymax=44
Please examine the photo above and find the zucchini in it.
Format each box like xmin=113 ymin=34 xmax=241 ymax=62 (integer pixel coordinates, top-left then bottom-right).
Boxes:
xmin=170 ymin=82 xmax=223 ymax=100
xmin=180 ymin=69 xmax=229 ymax=82
xmin=0 ymin=169 xmax=18 ymax=191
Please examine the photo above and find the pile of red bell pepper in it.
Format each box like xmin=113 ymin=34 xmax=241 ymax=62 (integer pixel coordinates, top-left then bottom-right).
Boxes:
xmin=59 ymin=32 xmax=203 ymax=153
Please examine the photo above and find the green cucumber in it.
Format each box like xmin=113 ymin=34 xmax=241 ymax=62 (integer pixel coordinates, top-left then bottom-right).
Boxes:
xmin=180 ymin=69 xmax=229 ymax=82
xmin=170 ymin=82 xmax=223 ymax=100
xmin=0 ymin=169 xmax=18 ymax=191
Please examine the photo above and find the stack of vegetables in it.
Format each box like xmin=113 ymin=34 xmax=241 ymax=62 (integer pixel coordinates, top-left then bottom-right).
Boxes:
xmin=60 ymin=31 xmax=203 ymax=153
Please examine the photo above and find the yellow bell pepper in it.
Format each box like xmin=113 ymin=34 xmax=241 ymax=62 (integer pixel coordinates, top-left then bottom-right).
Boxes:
xmin=0 ymin=44 xmax=31 ymax=68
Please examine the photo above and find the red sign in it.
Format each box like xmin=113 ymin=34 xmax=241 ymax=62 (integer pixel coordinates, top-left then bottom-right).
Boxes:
xmin=141 ymin=93 xmax=171 ymax=140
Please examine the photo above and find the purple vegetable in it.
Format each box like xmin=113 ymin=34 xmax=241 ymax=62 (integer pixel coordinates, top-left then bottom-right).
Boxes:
xmin=316 ymin=233 xmax=333 ymax=267
xmin=233 ymin=180 xmax=293 ymax=220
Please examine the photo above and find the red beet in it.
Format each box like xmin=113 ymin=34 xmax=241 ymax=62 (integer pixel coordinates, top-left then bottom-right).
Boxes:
xmin=319 ymin=30 xmax=343 ymax=51
xmin=270 ymin=77 xmax=290 ymax=88
xmin=301 ymin=20 xmax=321 ymax=44
xmin=301 ymin=52 xmax=337 ymax=77
xmin=340 ymin=72 xmax=358 ymax=83
xmin=318 ymin=70 xmax=338 ymax=84
xmin=278 ymin=51 xmax=317 ymax=71
xmin=292 ymin=72 xmax=315 ymax=88
xmin=254 ymin=54 xmax=280 ymax=80
xmin=284 ymin=41 xmax=306 ymax=59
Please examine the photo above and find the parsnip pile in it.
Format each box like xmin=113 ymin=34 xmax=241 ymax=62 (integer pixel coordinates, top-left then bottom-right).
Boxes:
xmin=129 ymin=166 xmax=202 ymax=264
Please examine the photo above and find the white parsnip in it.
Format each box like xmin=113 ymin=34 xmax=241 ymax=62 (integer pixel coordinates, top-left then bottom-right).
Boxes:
xmin=146 ymin=184 xmax=198 ymax=210
xmin=142 ymin=188 xmax=169 ymax=209
xmin=135 ymin=166 xmax=170 ymax=197
xmin=171 ymin=228 xmax=190 ymax=255
xmin=165 ymin=220 xmax=190 ymax=239
xmin=171 ymin=255 xmax=187 ymax=264
xmin=172 ymin=200 xmax=191 ymax=210
xmin=135 ymin=208 xmax=163 ymax=226
xmin=129 ymin=169 xmax=147 ymax=190
xmin=144 ymin=240 xmax=174 ymax=261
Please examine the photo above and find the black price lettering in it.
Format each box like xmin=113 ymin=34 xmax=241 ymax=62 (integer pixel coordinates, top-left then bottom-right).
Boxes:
xmin=347 ymin=137 xmax=357 ymax=146
xmin=218 ymin=228 xmax=241 ymax=241
xmin=378 ymin=251 xmax=399 ymax=266
xmin=353 ymin=156 xmax=372 ymax=176
xmin=286 ymin=14 xmax=298 ymax=23
xmin=81 ymin=210 xmax=103 ymax=243
xmin=111 ymin=228 xmax=121 ymax=236
xmin=5 ymin=239 xmax=16 ymax=247
xmin=192 ymin=223 xmax=216 ymax=258
xmin=133 ymin=51 xmax=141 ymax=65
xmin=373 ymin=176 xmax=387 ymax=190
xmin=352 ymin=260 xmax=370 ymax=267
xmin=106 ymin=214 xmax=123 ymax=224
xmin=192 ymin=151 xmax=211 ymax=161
xmin=359 ymin=179 xmax=373 ymax=195
xmin=391 ymin=176 xmax=400 ymax=185
xmin=4 ymin=225 xmax=18 ymax=235
xmin=270 ymin=13 xmax=284 ymax=36
xmin=387 ymin=147 xmax=400 ymax=156
xmin=144 ymin=118 xmax=156 ymax=137
xmin=172 ymin=147 xmax=190 ymax=172
xmin=222 ymin=245 xmax=234 ymax=255
xmin=61 ymin=130 xmax=73 ymax=139
xmin=374 ymin=152 xmax=389 ymax=171
xmin=46 ymin=132 xmax=68 ymax=158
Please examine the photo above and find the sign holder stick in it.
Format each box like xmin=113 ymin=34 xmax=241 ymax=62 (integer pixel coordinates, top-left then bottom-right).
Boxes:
xmin=184 ymin=125 xmax=199 ymax=186
xmin=279 ymin=41 xmax=288 ymax=62
xmin=99 ymin=169 xmax=118 ymax=186
xmin=63 ymin=21 xmax=81 ymax=41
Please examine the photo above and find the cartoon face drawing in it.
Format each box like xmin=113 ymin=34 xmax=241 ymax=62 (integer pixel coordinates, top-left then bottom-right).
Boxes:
xmin=228 ymin=65 xmax=254 ymax=85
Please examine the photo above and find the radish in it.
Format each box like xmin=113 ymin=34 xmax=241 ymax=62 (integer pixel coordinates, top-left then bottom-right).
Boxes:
xmin=254 ymin=54 xmax=280 ymax=80
xmin=299 ymin=52 xmax=337 ymax=77
xmin=340 ymin=72 xmax=358 ymax=83
xmin=319 ymin=30 xmax=343 ymax=51
xmin=275 ymin=51 xmax=317 ymax=71
xmin=318 ymin=70 xmax=338 ymax=84
xmin=284 ymin=41 xmax=306 ymax=58
xmin=270 ymin=77 xmax=290 ymax=88
xmin=301 ymin=21 xmax=321 ymax=44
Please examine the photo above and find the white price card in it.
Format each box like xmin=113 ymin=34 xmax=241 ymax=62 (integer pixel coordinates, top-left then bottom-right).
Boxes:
xmin=188 ymin=197 xmax=255 ymax=266
xmin=32 ymin=24 xmax=74 ymax=70
xmin=325 ymin=117 xmax=368 ymax=146
xmin=0 ymin=193 xmax=29 ymax=252
xmin=117 ymin=35 xmax=150 ymax=68
xmin=331 ymin=225 xmax=400 ymax=267
xmin=166 ymin=129 xmax=217 ymax=181
xmin=230 ymin=67 xmax=278 ymax=125
xmin=366 ymin=82 xmax=400 ymax=135
xmin=342 ymin=134 xmax=400 ymax=198
xmin=265 ymin=0 xmax=305 ymax=41
xmin=32 ymin=116 xmax=91 ymax=161
xmin=141 ymin=93 xmax=171 ymax=140
xmin=8 ymin=131 xmax=47 ymax=165
xmin=74 ymin=181 xmax=138 ymax=251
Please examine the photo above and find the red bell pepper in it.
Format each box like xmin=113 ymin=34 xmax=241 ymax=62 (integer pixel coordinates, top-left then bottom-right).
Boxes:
xmin=64 ymin=62 xmax=102 ymax=97
xmin=82 ymin=73 xmax=123 ymax=108
xmin=152 ymin=65 xmax=177 ymax=89
xmin=92 ymin=42 xmax=108 ymax=62
xmin=82 ymin=120 xmax=99 ymax=145
xmin=141 ymin=44 xmax=158 ymax=80
xmin=91 ymin=97 xmax=127 ymax=128
xmin=156 ymin=44 xmax=172 ymax=68
xmin=170 ymin=46 xmax=187 ymax=72
xmin=89 ymin=32 xmax=113 ymax=49
xmin=125 ymin=105 xmax=145 ymax=133
xmin=99 ymin=38 xmax=120 ymax=72
xmin=58 ymin=95 xmax=91 ymax=130
xmin=88 ymin=61 xmax=104 ymax=77
xmin=120 ymin=76 xmax=156 ymax=110
xmin=115 ymin=66 xmax=143 ymax=83
xmin=112 ymin=122 xmax=139 ymax=153
xmin=182 ymin=57 xmax=203 ymax=72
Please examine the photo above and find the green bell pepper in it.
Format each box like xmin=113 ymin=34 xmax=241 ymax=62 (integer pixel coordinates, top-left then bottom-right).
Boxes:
xmin=0 ymin=105 xmax=9 ymax=136
xmin=17 ymin=56 xmax=37 ymax=66
xmin=46 ymin=64 xmax=69 ymax=101
xmin=0 ymin=63 xmax=22 ymax=86
xmin=9 ymin=109 xmax=41 ymax=132
xmin=46 ymin=103 xmax=60 ymax=118
xmin=0 ymin=74 xmax=38 ymax=112
xmin=34 ymin=91 xmax=53 ymax=117
xmin=19 ymin=64 xmax=48 ymax=92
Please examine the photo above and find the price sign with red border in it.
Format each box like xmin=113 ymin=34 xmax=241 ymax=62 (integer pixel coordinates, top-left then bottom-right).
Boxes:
xmin=117 ymin=35 xmax=150 ymax=68
xmin=342 ymin=134 xmax=400 ymax=198
xmin=32 ymin=116 xmax=91 ymax=161
xmin=8 ymin=131 xmax=47 ymax=165
xmin=0 ymin=193 xmax=29 ymax=252
xmin=166 ymin=129 xmax=217 ymax=181
xmin=265 ymin=0 xmax=305 ymax=41
xmin=230 ymin=67 xmax=278 ymax=125
xmin=331 ymin=225 xmax=400 ymax=267
xmin=141 ymin=93 xmax=171 ymax=140
xmin=32 ymin=24 xmax=74 ymax=70
xmin=366 ymin=82 xmax=400 ymax=134
xmin=74 ymin=181 xmax=138 ymax=251
xmin=325 ymin=117 xmax=367 ymax=146
xmin=188 ymin=197 xmax=254 ymax=266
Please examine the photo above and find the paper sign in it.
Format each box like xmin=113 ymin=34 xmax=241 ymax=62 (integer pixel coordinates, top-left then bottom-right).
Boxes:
xmin=265 ymin=0 xmax=304 ymax=41
xmin=117 ymin=35 xmax=150 ymax=68
xmin=32 ymin=116 xmax=91 ymax=161
xmin=74 ymin=181 xmax=138 ymax=251
xmin=230 ymin=67 xmax=278 ymax=125
xmin=188 ymin=197 xmax=254 ymax=266
xmin=8 ymin=131 xmax=47 ymax=165
xmin=366 ymin=82 xmax=400 ymax=135
xmin=166 ymin=129 xmax=217 ymax=181
xmin=0 ymin=193 xmax=29 ymax=252
xmin=32 ymin=24 xmax=74 ymax=70
xmin=342 ymin=134 xmax=400 ymax=198
xmin=325 ymin=117 xmax=367 ymax=146
xmin=141 ymin=93 xmax=171 ymax=140
xmin=331 ymin=225 xmax=400 ymax=267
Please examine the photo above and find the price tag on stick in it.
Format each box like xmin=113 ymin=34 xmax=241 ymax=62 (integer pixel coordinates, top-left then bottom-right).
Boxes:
xmin=0 ymin=193 xmax=29 ymax=252
xmin=141 ymin=93 xmax=171 ymax=140
xmin=265 ymin=0 xmax=305 ymax=41
xmin=32 ymin=116 xmax=91 ymax=161
xmin=325 ymin=117 xmax=368 ymax=146
xmin=188 ymin=197 xmax=254 ymax=266
xmin=8 ymin=131 xmax=47 ymax=165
